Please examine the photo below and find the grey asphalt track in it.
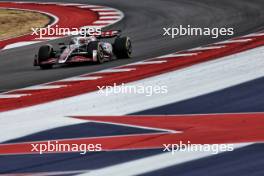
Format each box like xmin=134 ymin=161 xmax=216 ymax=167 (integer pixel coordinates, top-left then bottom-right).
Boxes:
xmin=1 ymin=0 xmax=264 ymax=92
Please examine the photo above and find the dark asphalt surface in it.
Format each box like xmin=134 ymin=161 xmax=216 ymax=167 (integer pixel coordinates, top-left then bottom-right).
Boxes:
xmin=1 ymin=0 xmax=264 ymax=92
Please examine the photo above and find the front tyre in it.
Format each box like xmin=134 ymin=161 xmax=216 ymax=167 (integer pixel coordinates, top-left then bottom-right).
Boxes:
xmin=113 ymin=37 xmax=132 ymax=59
xmin=38 ymin=44 xmax=54 ymax=69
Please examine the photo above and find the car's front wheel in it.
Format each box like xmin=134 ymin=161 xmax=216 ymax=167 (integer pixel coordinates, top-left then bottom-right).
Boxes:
xmin=87 ymin=41 xmax=104 ymax=64
xmin=38 ymin=44 xmax=54 ymax=69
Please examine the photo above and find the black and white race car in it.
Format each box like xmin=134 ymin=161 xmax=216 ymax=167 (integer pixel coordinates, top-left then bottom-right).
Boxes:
xmin=34 ymin=30 xmax=132 ymax=69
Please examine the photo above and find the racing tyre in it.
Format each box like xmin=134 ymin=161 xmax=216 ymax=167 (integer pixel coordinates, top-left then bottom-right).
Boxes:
xmin=38 ymin=44 xmax=54 ymax=69
xmin=113 ymin=37 xmax=132 ymax=59
xmin=87 ymin=41 xmax=104 ymax=64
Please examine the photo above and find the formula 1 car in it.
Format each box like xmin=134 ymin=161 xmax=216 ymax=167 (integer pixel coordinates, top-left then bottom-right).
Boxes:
xmin=33 ymin=30 xmax=132 ymax=69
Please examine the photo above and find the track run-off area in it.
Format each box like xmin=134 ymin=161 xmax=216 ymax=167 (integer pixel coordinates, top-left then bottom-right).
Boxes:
xmin=0 ymin=1 xmax=123 ymax=50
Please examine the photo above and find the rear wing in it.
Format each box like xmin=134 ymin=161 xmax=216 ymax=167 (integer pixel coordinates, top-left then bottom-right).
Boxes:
xmin=90 ymin=30 xmax=121 ymax=38
xmin=99 ymin=30 xmax=121 ymax=38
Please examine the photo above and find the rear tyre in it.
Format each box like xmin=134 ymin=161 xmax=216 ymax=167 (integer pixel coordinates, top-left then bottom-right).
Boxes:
xmin=87 ymin=41 xmax=104 ymax=64
xmin=38 ymin=45 xmax=54 ymax=69
xmin=113 ymin=37 xmax=132 ymax=59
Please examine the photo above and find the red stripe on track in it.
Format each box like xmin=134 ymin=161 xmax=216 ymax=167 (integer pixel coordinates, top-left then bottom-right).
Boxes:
xmin=0 ymin=34 xmax=264 ymax=112
xmin=0 ymin=113 xmax=263 ymax=155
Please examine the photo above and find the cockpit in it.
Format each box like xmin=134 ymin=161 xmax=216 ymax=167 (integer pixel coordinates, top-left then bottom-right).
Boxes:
xmin=69 ymin=36 xmax=97 ymax=45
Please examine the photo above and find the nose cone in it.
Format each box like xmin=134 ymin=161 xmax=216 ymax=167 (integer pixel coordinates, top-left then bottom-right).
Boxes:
xmin=58 ymin=46 xmax=73 ymax=63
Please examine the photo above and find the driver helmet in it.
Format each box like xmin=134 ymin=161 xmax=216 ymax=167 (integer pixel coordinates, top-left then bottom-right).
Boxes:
xmin=79 ymin=37 xmax=87 ymax=44
xmin=87 ymin=36 xmax=97 ymax=42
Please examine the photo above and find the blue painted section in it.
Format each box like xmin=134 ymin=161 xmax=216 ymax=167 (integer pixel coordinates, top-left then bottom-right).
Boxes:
xmin=140 ymin=143 xmax=264 ymax=176
xmin=0 ymin=149 xmax=161 ymax=174
xmin=134 ymin=77 xmax=264 ymax=115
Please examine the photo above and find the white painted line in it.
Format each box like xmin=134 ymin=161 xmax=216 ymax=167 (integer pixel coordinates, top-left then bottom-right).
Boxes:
xmin=21 ymin=85 xmax=67 ymax=90
xmin=57 ymin=3 xmax=83 ymax=6
xmin=99 ymin=16 xmax=120 ymax=19
xmin=0 ymin=94 xmax=30 ymax=98
xmin=60 ymin=76 xmax=102 ymax=82
xmin=91 ymin=8 xmax=115 ymax=11
xmin=77 ymin=143 xmax=251 ymax=176
xmin=244 ymin=33 xmax=264 ymax=37
xmin=34 ymin=37 xmax=61 ymax=40
xmin=78 ymin=5 xmax=102 ymax=8
xmin=217 ymin=39 xmax=252 ymax=44
xmin=12 ymin=2 xmax=31 ymax=3
xmin=189 ymin=45 xmax=225 ymax=51
xmin=127 ymin=61 xmax=167 ymax=66
xmin=36 ymin=2 xmax=60 ymax=5
xmin=98 ymin=68 xmax=136 ymax=73
xmin=81 ymin=25 xmax=104 ymax=29
xmin=94 ymin=20 xmax=117 ymax=24
xmin=35 ymin=2 xmax=61 ymax=5
xmin=158 ymin=53 xmax=198 ymax=58
xmin=98 ymin=12 xmax=120 ymax=15
xmin=3 ymin=41 xmax=42 ymax=50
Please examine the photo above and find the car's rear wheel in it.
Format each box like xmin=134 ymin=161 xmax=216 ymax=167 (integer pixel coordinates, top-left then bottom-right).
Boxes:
xmin=38 ymin=45 xmax=54 ymax=69
xmin=87 ymin=41 xmax=104 ymax=64
xmin=113 ymin=37 xmax=132 ymax=59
